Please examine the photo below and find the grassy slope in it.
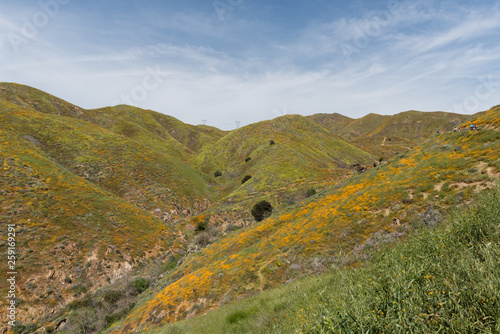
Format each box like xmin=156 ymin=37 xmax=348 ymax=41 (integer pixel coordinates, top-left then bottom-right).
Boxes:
xmin=306 ymin=113 xmax=354 ymax=135
xmin=0 ymin=83 xmax=224 ymax=158
xmin=150 ymin=182 xmax=500 ymax=334
xmin=108 ymin=108 xmax=500 ymax=333
xmin=0 ymin=98 xmax=220 ymax=325
xmin=192 ymin=114 xmax=374 ymax=195
xmin=310 ymin=110 xmax=474 ymax=159
xmin=186 ymin=114 xmax=375 ymax=233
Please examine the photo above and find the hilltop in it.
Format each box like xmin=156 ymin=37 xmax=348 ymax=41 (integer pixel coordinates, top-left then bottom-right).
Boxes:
xmin=0 ymin=83 xmax=498 ymax=333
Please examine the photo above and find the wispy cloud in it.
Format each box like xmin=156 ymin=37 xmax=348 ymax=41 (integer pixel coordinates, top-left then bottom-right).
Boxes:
xmin=1 ymin=1 xmax=500 ymax=129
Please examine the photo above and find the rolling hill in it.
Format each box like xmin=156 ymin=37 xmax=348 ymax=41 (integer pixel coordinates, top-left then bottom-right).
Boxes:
xmin=107 ymin=108 xmax=500 ymax=333
xmin=0 ymin=85 xmax=221 ymax=327
xmin=0 ymin=83 xmax=498 ymax=334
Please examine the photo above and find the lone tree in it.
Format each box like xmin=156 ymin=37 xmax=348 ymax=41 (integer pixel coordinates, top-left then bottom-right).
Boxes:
xmin=251 ymin=200 xmax=273 ymax=222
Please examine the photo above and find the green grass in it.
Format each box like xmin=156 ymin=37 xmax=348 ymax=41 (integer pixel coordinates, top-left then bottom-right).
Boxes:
xmin=148 ymin=184 xmax=500 ymax=334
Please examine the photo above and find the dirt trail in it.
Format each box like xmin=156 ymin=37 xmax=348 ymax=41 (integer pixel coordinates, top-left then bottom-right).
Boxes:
xmin=435 ymin=181 xmax=445 ymax=191
xmin=381 ymin=137 xmax=387 ymax=146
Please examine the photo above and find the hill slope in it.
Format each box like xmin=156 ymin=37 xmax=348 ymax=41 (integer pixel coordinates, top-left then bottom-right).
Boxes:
xmin=0 ymin=93 xmax=220 ymax=324
xmin=0 ymin=83 xmax=225 ymax=157
xmin=192 ymin=114 xmax=374 ymax=195
xmin=107 ymin=108 xmax=500 ymax=333
xmin=148 ymin=182 xmax=500 ymax=334
xmin=309 ymin=110 xmax=474 ymax=158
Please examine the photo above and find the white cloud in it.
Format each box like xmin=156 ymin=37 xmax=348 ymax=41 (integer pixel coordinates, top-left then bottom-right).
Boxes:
xmin=1 ymin=1 xmax=500 ymax=130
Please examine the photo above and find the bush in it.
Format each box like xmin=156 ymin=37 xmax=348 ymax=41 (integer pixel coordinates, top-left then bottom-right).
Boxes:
xmin=251 ymin=201 xmax=273 ymax=222
xmin=241 ymin=175 xmax=252 ymax=184
xmin=129 ymin=277 xmax=149 ymax=294
xmin=65 ymin=276 xmax=72 ymax=284
xmin=269 ymin=140 xmax=275 ymax=145
xmin=245 ymin=157 xmax=252 ymax=162
xmin=195 ymin=220 xmax=207 ymax=233
xmin=305 ymin=188 xmax=316 ymax=198
xmin=214 ymin=170 xmax=222 ymax=177
xmin=12 ymin=322 xmax=38 ymax=334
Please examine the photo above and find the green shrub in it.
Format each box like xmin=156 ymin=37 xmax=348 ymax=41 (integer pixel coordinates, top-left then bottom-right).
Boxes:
xmin=130 ymin=277 xmax=149 ymax=294
xmin=269 ymin=140 xmax=275 ymax=145
xmin=241 ymin=175 xmax=252 ymax=184
xmin=305 ymin=188 xmax=316 ymax=198
xmin=214 ymin=170 xmax=222 ymax=177
xmin=245 ymin=157 xmax=252 ymax=162
xmin=251 ymin=200 xmax=273 ymax=222
xmin=102 ymin=289 xmax=122 ymax=304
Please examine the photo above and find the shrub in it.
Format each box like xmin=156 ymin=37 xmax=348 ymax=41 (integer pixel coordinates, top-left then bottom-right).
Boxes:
xmin=129 ymin=277 xmax=149 ymax=294
xmin=214 ymin=170 xmax=222 ymax=177
xmin=65 ymin=276 xmax=72 ymax=284
xmin=195 ymin=219 xmax=207 ymax=233
xmin=245 ymin=157 xmax=252 ymax=162
xmin=251 ymin=201 xmax=273 ymax=222
xmin=305 ymin=188 xmax=316 ymax=198
xmin=269 ymin=140 xmax=275 ymax=145
xmin=241 ymin=175 xmax=252 ymax=184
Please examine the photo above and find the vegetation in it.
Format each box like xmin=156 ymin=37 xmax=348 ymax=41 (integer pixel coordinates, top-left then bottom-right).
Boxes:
xmin=251 ymin=200 xmax=273 ymax=222
xmin=0 ymin=83 xmax=499 ymax=334
xmin=241 ymin=175 xmax=252 ymax=184
xmin=147 ymin=183 xmax=500 ymax=334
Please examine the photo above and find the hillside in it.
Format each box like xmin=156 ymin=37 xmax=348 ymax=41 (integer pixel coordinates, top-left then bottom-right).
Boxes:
xmin=309 ymin=110 xmax=474 ymax=158
xmin=0 ymin=83 xmax=225 ymax=157
xmin=0 ymin=90 xmax=220 ymax=326
xmin=179 ymin=115 xmax=377 ymax=243
xmin=106 ymin=108 xmax=500 ymax=333
xmin=191 ymin=114 xmax=374 ymax=211
xmin=148 ymin=182 xmax=500 ymax=334
xmin=1 ymin=83 xmax=498 ymax=334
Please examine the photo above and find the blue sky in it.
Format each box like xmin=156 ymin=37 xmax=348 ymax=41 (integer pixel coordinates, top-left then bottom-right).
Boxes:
xmin=1 ymin=0 xmax=500 ymax=129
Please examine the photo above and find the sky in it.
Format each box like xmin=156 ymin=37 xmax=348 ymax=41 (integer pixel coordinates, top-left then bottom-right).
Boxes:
xmin=1 ymin=0 xmax=500 ymax=130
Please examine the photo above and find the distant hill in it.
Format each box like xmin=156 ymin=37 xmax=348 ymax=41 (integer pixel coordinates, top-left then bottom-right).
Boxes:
xmin=308 ymin=110 xmax=474 ymax=158
xmin=192 ymin=114 xmax=374 ymax=195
